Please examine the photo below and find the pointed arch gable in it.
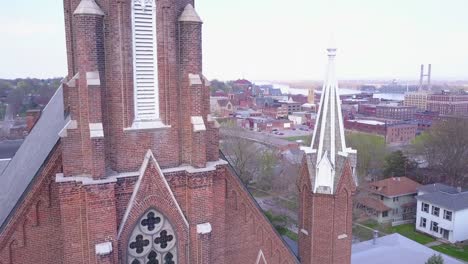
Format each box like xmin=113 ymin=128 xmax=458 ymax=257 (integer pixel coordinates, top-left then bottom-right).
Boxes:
xmin=117 ymin=150 xmax=189 ymax=264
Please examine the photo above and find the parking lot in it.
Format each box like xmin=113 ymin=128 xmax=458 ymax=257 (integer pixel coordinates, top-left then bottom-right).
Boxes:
xmin=260 ymin=125 xmax=313 ymax=138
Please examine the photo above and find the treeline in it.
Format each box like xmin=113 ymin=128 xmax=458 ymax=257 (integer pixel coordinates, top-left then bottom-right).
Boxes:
xmin=0 ymin=78 xmax=62 ymax=119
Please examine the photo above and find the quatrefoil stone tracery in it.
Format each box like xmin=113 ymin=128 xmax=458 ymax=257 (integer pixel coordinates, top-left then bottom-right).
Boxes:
xmin=127 ymin=209 xmax=177 ymax=264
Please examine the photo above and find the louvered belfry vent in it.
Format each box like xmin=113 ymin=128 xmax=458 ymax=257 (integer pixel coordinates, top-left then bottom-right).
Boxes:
xmin=132 ymin=0 xmax=159 ymax=121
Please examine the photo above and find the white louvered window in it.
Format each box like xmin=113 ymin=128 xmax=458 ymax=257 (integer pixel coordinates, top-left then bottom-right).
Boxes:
xmin=132 ymin=0 xmax=159 ymax=121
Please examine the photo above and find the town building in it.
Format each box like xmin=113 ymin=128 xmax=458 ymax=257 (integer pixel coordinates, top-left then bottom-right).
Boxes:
xmin=356 ymin=177 xmax=421 ymax=224
xmin=288 ymin=112 xmax=315 ymax=126
xmin=239 ymin=117 xmax=293 ymax=132
xmin=427 ymin=93 xmax=468 ymax=116
xmin=345 ymin=119 xmax=386 ymax=135
xmin=416 ymin=184 xmax=468 ymax=243
xmin=358 ymin=104 xmax=377 ymax=116
xmin=413 ymin=111 xmax=440 ymax=132
xmin=344 ymin=120 xmax=417 ymax=145
xmin=210 ymin=97 xmax=235 ymax=117
xmin=404 ymin=91 xmax=430 ymax=111
xmin=281 ymin=98 xmax=303 ymax=114
xmin=385 ymin=122 xmax=417 ymax=145
xmin=263 ymin=105 xmax=289 ymax=119
xmin=376 ymin=105 xmax=417 ymax=120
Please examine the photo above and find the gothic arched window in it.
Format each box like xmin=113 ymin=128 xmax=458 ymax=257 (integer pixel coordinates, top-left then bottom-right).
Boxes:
xmin=127 ymin=209 xmax=177 ymax=264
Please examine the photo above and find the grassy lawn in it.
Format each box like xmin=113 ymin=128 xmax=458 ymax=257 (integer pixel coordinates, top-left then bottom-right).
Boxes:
xmin=353 ymin=225 xmax=375 ymax=242
xmin=431 ymin=244 xmax=468 ymax=262
xmin=389 ymin=224 xmax=435 ymax=245
xmin=361 ymin=219 xmax=392 ymax=234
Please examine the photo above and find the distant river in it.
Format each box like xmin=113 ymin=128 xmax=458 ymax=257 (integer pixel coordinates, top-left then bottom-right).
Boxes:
xmin=373 ymin=93 xmax=405 ymax=101
xmin=255 ymin=82 xmax=405 ymax=101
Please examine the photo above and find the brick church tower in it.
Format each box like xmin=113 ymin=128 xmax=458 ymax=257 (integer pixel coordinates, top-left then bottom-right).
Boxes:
xmin=298 ymin=47 xmax=358 ymax=264
xmin=0 ymin=0 xmax=305 ymax=263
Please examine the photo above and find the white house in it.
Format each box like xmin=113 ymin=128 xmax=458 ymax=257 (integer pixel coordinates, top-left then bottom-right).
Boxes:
xmin=415 ymin=183 xmax=468 ymax=243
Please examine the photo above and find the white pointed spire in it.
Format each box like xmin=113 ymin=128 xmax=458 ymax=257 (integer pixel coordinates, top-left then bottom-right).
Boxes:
xmin=308 ymin=47 xmax=352 ymax=194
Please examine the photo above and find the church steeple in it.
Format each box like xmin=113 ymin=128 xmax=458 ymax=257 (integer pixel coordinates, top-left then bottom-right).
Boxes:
xmin=298 ymin=47 xmax=358 ymax=264
xmin=303 ymin=47 xmax=357 ymax=194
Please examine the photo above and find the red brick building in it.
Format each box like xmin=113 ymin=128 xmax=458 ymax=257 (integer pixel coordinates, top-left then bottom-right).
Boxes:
xmin=0 ymin=1 xmax=355 ymax=264
xmin=427 ymin=93 xmax=468 ymax=116
xmin=376 ymin=105 xmax=417 ymax=120
xmin=385 ymin=123 xmax=418 ymax=145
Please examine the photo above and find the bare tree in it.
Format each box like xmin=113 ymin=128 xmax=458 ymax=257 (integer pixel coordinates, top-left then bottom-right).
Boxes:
xmin=412 ymin=117 xmax=468 ymax=187
xmin=220 ymin=125 xmax=261 ymax=184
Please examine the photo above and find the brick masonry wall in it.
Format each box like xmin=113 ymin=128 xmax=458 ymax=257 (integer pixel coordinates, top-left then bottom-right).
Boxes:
xmin=298 ymin=159 xmax=356 ymax=264
xmin=0 ymin=146 xmax=63 ymax=264
xmin=63 ymin=0 xmax=212 ymax=174
xmin=223 ymin=166 xmax=299 ymax=264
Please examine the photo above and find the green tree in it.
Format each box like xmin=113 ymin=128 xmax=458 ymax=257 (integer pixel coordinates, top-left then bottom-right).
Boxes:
xmin=425 ymin=254 xmax=444 ymax=264
xmin=210 ymin=79 xmax=231 ymax=95
xmin=256 ymin=149 xmax=278 ymax=191
xmin=383 ymin=150 xmax=416 ymax=178
xmin=346 ymin=132 xmax=387 ymax=181
xmin=264 ymin=210 xmax=288 ymax=229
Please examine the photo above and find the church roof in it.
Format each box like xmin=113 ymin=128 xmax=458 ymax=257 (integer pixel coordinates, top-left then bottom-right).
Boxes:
xmin=0 ymin=87 xmax=65 ymax=229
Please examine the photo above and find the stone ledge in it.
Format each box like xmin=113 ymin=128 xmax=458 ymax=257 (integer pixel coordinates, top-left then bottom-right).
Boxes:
xmin=124 ymin=120 xmax=171 ymax=132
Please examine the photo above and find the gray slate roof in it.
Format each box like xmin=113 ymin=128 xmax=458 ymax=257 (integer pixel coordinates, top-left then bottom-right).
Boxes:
xmin=416 ymin=190 xmax=468 ymax=211
xmin=0 ymin=87 xmax=65 ymax=229
xmin=0 ymin=140 xmax=23 ymax=159
xmin=0 ymin=159 xmax=10 ymax=175
xmin=418 ymin=183 xmax=460 ymax=194
xmin=352 ymin=233 xmax=463 ymax=264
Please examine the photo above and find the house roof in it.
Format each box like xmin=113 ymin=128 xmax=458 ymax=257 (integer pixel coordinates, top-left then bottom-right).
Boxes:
xmin=416 ymin=188 xmax=468 ymax=211
xmin=0 ymin=139 xmax=23 ymax=159
xmin=368 ymin=177 xmax=421 ymax=198
xmin=352 ymin=233 xmax=463 ymax=264
xmin=417 ymin=183 xmax=460 ymax=194
xmin=356 ymin=197 xmax=391 ymax=212
xmin=0 ymin=87 xmax=65 ymax=229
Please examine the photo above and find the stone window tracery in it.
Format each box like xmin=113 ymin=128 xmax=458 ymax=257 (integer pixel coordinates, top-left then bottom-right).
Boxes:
xmin=127 ymin=209 xmax=177 ymax=264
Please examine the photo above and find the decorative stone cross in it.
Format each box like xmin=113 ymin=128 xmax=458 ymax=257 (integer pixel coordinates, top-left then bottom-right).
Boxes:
xmin=141 ymin=212 xmax=161 ymax=231
xmin=154 ymin=230 xmax=173 ymax=249
xmin=130 ymin=235 xmax=150 ymax=254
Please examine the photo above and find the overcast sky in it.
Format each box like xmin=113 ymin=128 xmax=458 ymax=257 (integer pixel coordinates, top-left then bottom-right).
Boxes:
xmin=0 ymin=0 xmax=467 ymax=81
